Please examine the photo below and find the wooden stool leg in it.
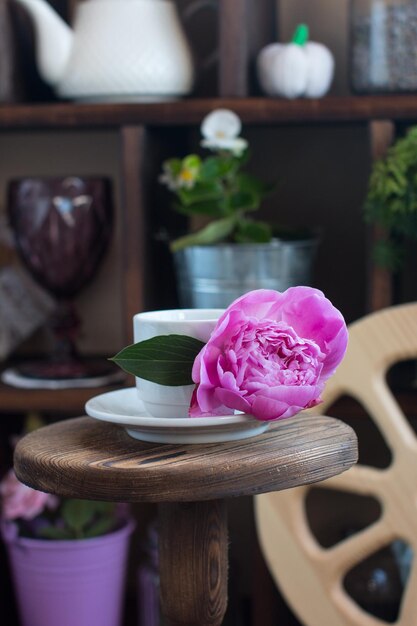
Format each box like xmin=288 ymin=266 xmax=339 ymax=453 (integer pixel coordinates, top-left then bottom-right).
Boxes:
xmin=158 ymin=499 xmax=228 ymax=626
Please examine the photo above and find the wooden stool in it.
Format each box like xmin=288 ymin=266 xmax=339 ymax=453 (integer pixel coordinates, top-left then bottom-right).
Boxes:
xmin=14 ymin=414 xmax=357 ymax=626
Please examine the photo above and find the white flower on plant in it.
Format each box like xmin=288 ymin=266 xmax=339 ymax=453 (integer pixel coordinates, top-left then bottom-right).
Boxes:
xmin=159 ymin=163 xmax=178 ymax=191
xmin=201 ymin=109 xmax=248 ymax=156
xmin=159 ymin=155 xmax=201 ymax=191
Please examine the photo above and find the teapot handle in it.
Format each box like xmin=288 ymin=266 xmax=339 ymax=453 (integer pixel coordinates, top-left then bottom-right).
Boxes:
xmin=182 ymin=0 xmax=218 ymax=71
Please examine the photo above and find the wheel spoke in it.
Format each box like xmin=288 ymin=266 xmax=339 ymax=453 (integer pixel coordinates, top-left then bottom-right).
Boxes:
xmin=397 ymin=561 xmax=416 ymax=623
xmin=363 ymin=379 xmax=416 ymax=453
xmin=319 ymin=520 xmax=393 ymax=576
xmin=316 ymin=464 xmax=386 ymax=497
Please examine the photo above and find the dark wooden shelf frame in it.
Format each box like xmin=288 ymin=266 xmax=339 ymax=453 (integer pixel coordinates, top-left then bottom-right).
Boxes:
xmin=0 ymin=380 xmax=126 ymax=413
xmin=0 ymin=124 xmax=146 ymax=414
xmin=1 ymin=96 xmax=417 ymax=129
xmin=0 ymin=100 xmax=407 ymax=412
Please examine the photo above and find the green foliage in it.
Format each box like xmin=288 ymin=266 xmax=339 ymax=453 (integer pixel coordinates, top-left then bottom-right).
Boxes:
xmin=161 ymin=150 xmax=274 ymax=251
xmin=111 ymin=334 xmax=205 ymax=385
xmin=234 ymin=219 xmax=272 ymax=244
xmin=36 ymin=500 xmax=117 ymax=541
xmin=365 ymin=126 xmax=417 ymax=269
xmin=170 ymin=217 xmax=237 ymax=251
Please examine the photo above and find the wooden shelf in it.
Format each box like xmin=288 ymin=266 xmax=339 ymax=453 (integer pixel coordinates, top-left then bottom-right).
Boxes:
xmin=0 ymin=360 xmax=129 ymax=413
xmin=0 ymin=381 xmax=127 ymax=413
xmin=1 ymin=96 xmax=417 ymax=130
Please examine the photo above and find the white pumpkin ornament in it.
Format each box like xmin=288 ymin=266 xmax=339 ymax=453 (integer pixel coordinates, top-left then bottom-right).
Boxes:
xmin=257 ymin=24 xmax=335 ymax=99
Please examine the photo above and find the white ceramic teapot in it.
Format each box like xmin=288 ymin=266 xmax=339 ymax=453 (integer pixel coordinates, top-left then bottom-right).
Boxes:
xmin=15 ymin=0 xmax=195 ymax=101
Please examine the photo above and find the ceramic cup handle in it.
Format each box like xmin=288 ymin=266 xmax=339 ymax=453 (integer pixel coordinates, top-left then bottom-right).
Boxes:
xmin=182 ymin=0 xmax=218 ymax=70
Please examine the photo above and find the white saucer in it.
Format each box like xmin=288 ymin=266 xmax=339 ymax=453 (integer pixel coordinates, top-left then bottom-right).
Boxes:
xmin=85 ymin=388 xmax=269 ymax=444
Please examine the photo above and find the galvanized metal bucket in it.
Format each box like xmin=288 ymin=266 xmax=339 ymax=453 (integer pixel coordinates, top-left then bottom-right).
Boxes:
xmin=173 ymin=238 xmax=319 ymax=309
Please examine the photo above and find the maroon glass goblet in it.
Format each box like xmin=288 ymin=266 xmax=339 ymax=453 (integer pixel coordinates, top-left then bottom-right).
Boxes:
xmin=6 ymin=176 xmax=117 ymax=384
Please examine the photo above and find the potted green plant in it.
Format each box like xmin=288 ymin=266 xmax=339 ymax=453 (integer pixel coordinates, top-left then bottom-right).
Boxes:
xmin=365 ymin=125 xmax=417 ymax=270
xmin=159 ymin=108 xmax=319 ymax=308
xmin=0 ymin=469 xmax=134 ymax=626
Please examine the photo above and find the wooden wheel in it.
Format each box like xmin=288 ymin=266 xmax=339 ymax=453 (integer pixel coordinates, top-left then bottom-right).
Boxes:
xmin=255 ymin=303 xmax=417 ymax=626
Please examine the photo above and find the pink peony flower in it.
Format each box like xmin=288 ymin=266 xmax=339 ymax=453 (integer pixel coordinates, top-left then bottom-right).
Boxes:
xmin=190 ymin=287 xmax=348 ymax=421
xmin=0 ymin=469 xmax=58 ymax=521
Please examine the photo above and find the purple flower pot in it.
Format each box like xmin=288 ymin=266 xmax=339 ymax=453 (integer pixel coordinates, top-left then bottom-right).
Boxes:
xmin=2 ymin=520 xmax=134 ymax=626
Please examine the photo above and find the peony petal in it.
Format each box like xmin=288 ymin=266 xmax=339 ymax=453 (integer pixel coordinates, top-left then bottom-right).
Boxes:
xmin=192 ymin=382 xmax=225 ymax=415
xmin=218 ymin=370 xmax=239 ymax=391
xmin=189 ymin=385 xmax=229 ymax=417
xmin=254 ymin=383 xmax=321 ymax=405
xmin=222 ymin=289 xmax=285 ymax=321
xmin=189 ymin=405 xmax=229 ymax=417
xmin=188 ymin=385 xmax=233 ymax=417
xmin=201 ymin=345 xmax=222 ymax=385
xmin=250 ymin=395 xmax=294 ymax=421
xmin=189 ymin=385 xmax=198 ymax=413
xmin=279 ymin=288 xmax=344 ymax=344
xmin=215 ymin=388 xmax=252 ymax=414
xmin=278 ymin=288 xmax=348 ymax=377
xmin=191 ymin=351 xmax=202 ymax=383
xmin=208 ymin=310 xmax=247 ymax=349
xmin=249 ymin=384 xmax=321 ymax=421
xmin=192 ymin=344 xmax=221 ymax=385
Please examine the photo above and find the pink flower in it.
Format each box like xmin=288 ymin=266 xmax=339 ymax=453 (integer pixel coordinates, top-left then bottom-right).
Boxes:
xmin=190 ymin=287 xmax=348 ymax=421
xmin=0 ymin=470 xmax=58 ymax=521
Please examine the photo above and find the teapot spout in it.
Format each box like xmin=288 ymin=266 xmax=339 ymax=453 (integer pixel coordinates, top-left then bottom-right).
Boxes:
xmin=15 ymin=0 xmax=73 ymax=85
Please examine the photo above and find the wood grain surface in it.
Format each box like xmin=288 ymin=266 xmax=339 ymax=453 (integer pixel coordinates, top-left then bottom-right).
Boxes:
xmin=219 ymin=0 xmax=248 ymax=96
xmin=159 ymin=500 xmax=228 ymax=626
xmin=1 ymin=97 xmax=417 ymax=129
xmin=14 ymin=415 xmax=357 ymax=503
xmin=120 ymin=125 xmax=148 ymax=345
xmin=0 ymin=380 xmax=124 ymax=413
xmin=367 ymin=119 xmax=395 ymax=312
xmin=0 ymin=0 xmax=19 ymax=102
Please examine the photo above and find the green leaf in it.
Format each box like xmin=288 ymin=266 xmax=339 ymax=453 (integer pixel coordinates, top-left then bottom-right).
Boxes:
xmin=234 ymin=220 xmax=272 ymax=243
xmin=111 ymin=335 xmax=205 ymax=385
xmin=37 ymin=526 xmax=73 ymax=540
xmin=170 ymin=217 xmax=237 ymax=251
xmin=163 ymin=158 xmax=182 ymax=176
xmin=174 ymin=199 xmax=225 ymax=218
xmin=61 ymin=499 xmax=95 ymax=534
xmin=83 ymin=517 xmax=115 ymax=539
xmin=365 ymin=124 xmax=417 ymax=271
xmin=93 ymin=501 xmax=115 ymax=515
xmin=178 ymin=181 xmax=223 ymax=206
xmin=234 ymin=148 xmax=250 ymax=166
xmin=229 ymin=190 xmax=260 ymax=212
xmin=200 ymin=156 xmax=236 ymax=180
xmin=182 ymin=154 xmax=201 ymax=170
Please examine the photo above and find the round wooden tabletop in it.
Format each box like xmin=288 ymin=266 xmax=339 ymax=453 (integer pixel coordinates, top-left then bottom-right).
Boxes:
xmin=14 ymin=415 xmax=357 ymax=503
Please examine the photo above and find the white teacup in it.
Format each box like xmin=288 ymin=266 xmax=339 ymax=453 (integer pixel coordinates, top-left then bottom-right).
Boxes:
xmin=133 ymin=309 xmax=223 ymax=418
